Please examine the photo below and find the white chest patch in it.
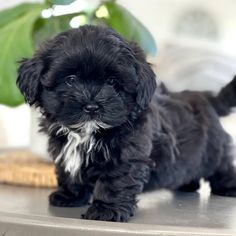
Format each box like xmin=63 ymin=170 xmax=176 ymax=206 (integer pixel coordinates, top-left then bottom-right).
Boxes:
xmin=54 ymin=122 xmax=98 ymax=178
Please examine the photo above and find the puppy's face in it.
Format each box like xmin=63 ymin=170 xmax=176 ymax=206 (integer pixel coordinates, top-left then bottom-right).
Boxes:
xmin=40 ymin=46 xmax=138 ymax=129
xmin=17 ymin=26 xmax=156 ymax=130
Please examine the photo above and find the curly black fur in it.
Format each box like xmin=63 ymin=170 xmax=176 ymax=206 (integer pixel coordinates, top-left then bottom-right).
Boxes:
xmin=17 ymin=25 xmax=236 ymax=222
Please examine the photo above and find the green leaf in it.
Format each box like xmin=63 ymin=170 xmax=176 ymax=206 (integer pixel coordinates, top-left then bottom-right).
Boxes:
xmin=49 ymin=0 xmax=76 ymax=5
xmin=96 ymin=1 xmax=157 ymax=56
xmin=0 ymin=3 xmax=42 ymax=29
xmin=0 ymin=4 xmax=43 ymax=107
xmin=33 ymin=12 xmax=88 ymax=46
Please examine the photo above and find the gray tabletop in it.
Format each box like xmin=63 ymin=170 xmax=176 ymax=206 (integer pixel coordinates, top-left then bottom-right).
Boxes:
xmin=0 ymin=183 xmax=236 ymax=236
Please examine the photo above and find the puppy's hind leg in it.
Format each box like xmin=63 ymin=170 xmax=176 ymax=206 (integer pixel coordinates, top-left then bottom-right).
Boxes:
xmin=177 ymin=179 xmax=200 ymax=192
xmin=207 ymin=158 xmax=236 ymax=197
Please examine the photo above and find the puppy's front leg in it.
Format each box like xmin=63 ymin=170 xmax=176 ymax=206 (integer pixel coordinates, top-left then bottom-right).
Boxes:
xmin=49 ymin=184 xmax=92 ymax=207
xmin=83 ymin=161 xmax=150 ymax=222
xmin=49 ymin=166 xmax=92 ymax=207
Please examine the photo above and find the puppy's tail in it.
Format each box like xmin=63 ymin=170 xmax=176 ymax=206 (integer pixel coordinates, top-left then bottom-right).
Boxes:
xmin=207 ymin=76 xmax=236 ymax=116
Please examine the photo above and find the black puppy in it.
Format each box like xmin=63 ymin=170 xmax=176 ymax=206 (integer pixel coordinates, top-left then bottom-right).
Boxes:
xmin=17 ymin=25 xmax=236 ymax=222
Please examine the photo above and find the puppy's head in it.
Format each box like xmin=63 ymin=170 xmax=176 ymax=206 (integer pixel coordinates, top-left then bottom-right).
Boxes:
xmin=17 ymin=25 xmax=156 ymax=130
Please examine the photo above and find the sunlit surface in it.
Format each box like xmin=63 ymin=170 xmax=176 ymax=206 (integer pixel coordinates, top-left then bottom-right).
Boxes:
xmin=0 ymin=183 xmax=235 ymax=235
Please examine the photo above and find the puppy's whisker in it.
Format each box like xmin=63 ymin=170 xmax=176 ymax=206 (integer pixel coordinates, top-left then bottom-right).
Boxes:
xmin=56 ymin=126 xmax=70 ymax=136
xmin=48 ymin=123 xmax=69 ymax=135
xmin=70 ymin=122 xmax=86 ymax=130
xmin=125 ymin=119 xmax=134 ymax=132
xmin=48 ymin=123 xmax=59 ymax=133
xmin=95 ymin=121 xmax=112 ymax=129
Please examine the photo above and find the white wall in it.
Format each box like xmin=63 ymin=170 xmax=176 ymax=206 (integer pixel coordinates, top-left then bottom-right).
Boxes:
xmin=0 ymin=104 xmax=30 ymax=149
xmin=118 ymin=0 xmax=236 ymax=56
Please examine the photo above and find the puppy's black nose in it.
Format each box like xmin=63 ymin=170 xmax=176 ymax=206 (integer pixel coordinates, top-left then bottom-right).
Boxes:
xmin=84 ymin=104 xmax=99 ymax=113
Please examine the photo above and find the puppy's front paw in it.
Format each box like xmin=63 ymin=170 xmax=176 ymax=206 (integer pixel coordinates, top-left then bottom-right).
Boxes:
xmin=82 ymin=202 xmax=133 ymax=222
xmin=49 ymin=189 xmax=90 ymax=207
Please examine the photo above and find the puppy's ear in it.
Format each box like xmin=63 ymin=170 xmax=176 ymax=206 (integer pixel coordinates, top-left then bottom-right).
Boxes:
xmin=17 ymin=57 xmax=44 ymax=106
xmin=131 ymin=43 xmax=157 ymax=109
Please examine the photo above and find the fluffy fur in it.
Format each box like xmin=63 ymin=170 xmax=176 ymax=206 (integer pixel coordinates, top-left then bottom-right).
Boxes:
xmin=17 ymin=25 xmax=236 ymax=222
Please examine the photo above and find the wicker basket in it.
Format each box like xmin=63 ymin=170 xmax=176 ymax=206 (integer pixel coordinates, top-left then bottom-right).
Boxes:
xmin=0 ymin=150 xmax=57 ymax=188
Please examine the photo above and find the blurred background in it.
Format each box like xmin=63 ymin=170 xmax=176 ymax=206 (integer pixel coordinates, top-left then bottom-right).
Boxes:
xmin=0 ymin=0 xmax=236 ymax=155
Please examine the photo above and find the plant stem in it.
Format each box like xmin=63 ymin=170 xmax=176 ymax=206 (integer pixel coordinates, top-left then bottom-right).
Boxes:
xmin=44 ymin=0 xmax=53 ymax=8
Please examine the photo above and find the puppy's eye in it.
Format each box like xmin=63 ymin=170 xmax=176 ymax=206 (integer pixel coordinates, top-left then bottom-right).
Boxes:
xmin=107 ymin=76 xmax=117 ymax=86
xmin=65 ymin=75 xmax=77 ymax=87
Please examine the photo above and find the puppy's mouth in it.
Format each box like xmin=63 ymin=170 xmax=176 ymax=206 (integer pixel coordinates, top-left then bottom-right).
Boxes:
xmin=69 ymin=120 xmax=112 ymax=131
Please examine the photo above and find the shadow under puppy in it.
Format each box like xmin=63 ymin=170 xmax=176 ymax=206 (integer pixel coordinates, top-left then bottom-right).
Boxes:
xmin=17 ymin=25 xmax=236 ymax=222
